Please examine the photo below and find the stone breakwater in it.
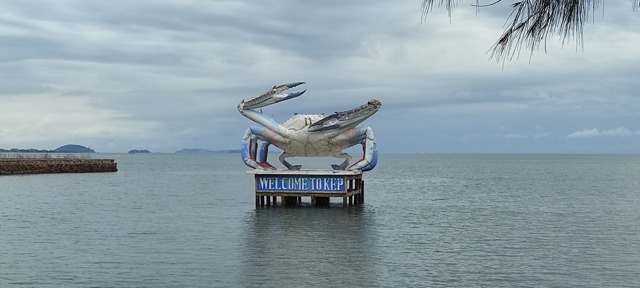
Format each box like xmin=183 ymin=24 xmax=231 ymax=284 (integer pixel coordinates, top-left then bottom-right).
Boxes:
xmin=0 ymin=159 xmax=117 ymax=175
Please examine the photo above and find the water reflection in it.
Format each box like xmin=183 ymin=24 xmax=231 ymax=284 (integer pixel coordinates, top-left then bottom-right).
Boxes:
xmin=241 ymin=206 xmax=379 ymax=287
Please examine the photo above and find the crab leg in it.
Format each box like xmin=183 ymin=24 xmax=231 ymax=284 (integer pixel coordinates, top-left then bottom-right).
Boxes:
xmin=258 ymin=142 xmax=272 ymax=166
xmin=278 ymin=152 xmax=301 ymax=170
xmin=347 ymin=127 xmax=378 ymax=171
xmin=240 ymin=127 xmax=276 ymax=170
xmin=331 ymin=151 xmax=353 ymax=170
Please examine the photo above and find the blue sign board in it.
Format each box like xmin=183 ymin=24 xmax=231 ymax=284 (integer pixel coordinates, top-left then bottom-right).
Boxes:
xmin=256 ymin=175 xmax=345 ymax=192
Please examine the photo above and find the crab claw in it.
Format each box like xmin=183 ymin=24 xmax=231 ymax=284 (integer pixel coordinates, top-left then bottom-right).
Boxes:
xmin=309 ymin=99 xmax=381 ymax=132
xmin=239 ymin=81 xmax=306 ymax=110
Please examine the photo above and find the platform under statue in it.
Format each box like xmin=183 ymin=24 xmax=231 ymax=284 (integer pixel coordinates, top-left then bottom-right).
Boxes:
xmin=238 ymin=82 xmax=381 ymax=172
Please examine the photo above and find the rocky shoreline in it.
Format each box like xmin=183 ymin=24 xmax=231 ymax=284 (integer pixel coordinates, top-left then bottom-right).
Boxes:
xmin=0 ymin=158 xmax=117 ymax=175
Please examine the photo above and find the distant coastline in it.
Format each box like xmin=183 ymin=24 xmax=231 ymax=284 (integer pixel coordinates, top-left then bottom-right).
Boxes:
xmin=0 ymin=144 xmax=95 ymax=154
xmin=1 ymin=145 xmax=242 ymax=155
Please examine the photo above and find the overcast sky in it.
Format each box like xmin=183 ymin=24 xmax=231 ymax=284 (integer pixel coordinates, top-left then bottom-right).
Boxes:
xmin=1 ymin=0 xmax=639 ymax=153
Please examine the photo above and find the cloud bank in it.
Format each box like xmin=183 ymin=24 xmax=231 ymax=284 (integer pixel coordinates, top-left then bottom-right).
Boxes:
xmin=568 ymin=128 xmax=638 ymax=138
xmin=1 ymin=1 xmax=639 ymax=153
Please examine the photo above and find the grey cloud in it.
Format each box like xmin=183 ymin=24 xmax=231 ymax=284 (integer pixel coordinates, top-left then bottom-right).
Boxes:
xmin=568 ymin=127 xmax=637 ymax=138
xmin=1 ymin=0 xmax=639 ymax=153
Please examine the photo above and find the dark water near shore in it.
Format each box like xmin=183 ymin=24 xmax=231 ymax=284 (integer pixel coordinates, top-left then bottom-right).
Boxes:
xmin=2 ymin=154 xmax=640 ymax=287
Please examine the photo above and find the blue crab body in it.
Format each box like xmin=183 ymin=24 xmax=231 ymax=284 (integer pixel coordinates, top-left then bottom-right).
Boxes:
xmin=238 ymin=82 xmax=380 ymax=171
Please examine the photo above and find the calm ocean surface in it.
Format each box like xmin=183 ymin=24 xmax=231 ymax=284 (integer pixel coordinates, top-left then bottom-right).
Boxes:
xmin=1 ymin=154 xmax=639 ymax=287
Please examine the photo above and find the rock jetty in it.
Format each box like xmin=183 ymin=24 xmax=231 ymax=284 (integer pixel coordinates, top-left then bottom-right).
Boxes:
xmin=0 ymin=158 xmax=117 ymax=175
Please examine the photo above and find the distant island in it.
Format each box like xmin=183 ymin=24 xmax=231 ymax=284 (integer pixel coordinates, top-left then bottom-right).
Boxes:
xmin=1 ymin=145 xmax=241 ymax=154
xmin=0 ymin=144 xmax=95 ymax=153
xmin=175 ymin=148 xmax=240 ymax=154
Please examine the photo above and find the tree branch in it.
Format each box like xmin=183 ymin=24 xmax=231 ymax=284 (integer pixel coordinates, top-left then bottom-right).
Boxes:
xmin=420 ymin=0 xmax=639 ymax=64
xmin=471 ymin=0 xmax=504 ymax=8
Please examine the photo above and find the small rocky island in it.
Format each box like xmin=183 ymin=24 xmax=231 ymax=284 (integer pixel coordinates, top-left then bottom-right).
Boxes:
xmin=0 ymin=144 xmax=117 ymax=175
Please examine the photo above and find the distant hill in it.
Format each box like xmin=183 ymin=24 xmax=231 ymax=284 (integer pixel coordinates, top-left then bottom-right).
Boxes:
xmin=128 ymin=149 xmax=151 ymax=154
xmin=53 ymin=144 xmax=96 ymax=153
xmin=0 ymin=144 xmax=95 ymax=153
xmin=175 ymin=148 xmax=240 ymax=154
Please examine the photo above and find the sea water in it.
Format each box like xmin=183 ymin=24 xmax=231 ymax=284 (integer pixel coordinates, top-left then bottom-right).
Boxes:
xmin=1 ymin=154 xmax=639 ymax=287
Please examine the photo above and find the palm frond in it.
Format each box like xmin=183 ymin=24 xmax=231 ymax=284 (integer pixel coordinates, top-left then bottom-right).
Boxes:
xmin=421 ymin=0 xmax=639 ymax=63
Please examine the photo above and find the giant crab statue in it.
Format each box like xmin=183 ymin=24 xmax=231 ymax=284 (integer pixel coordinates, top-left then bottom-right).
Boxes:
xmin=237 ymin=82 xmax=381 ymax=172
